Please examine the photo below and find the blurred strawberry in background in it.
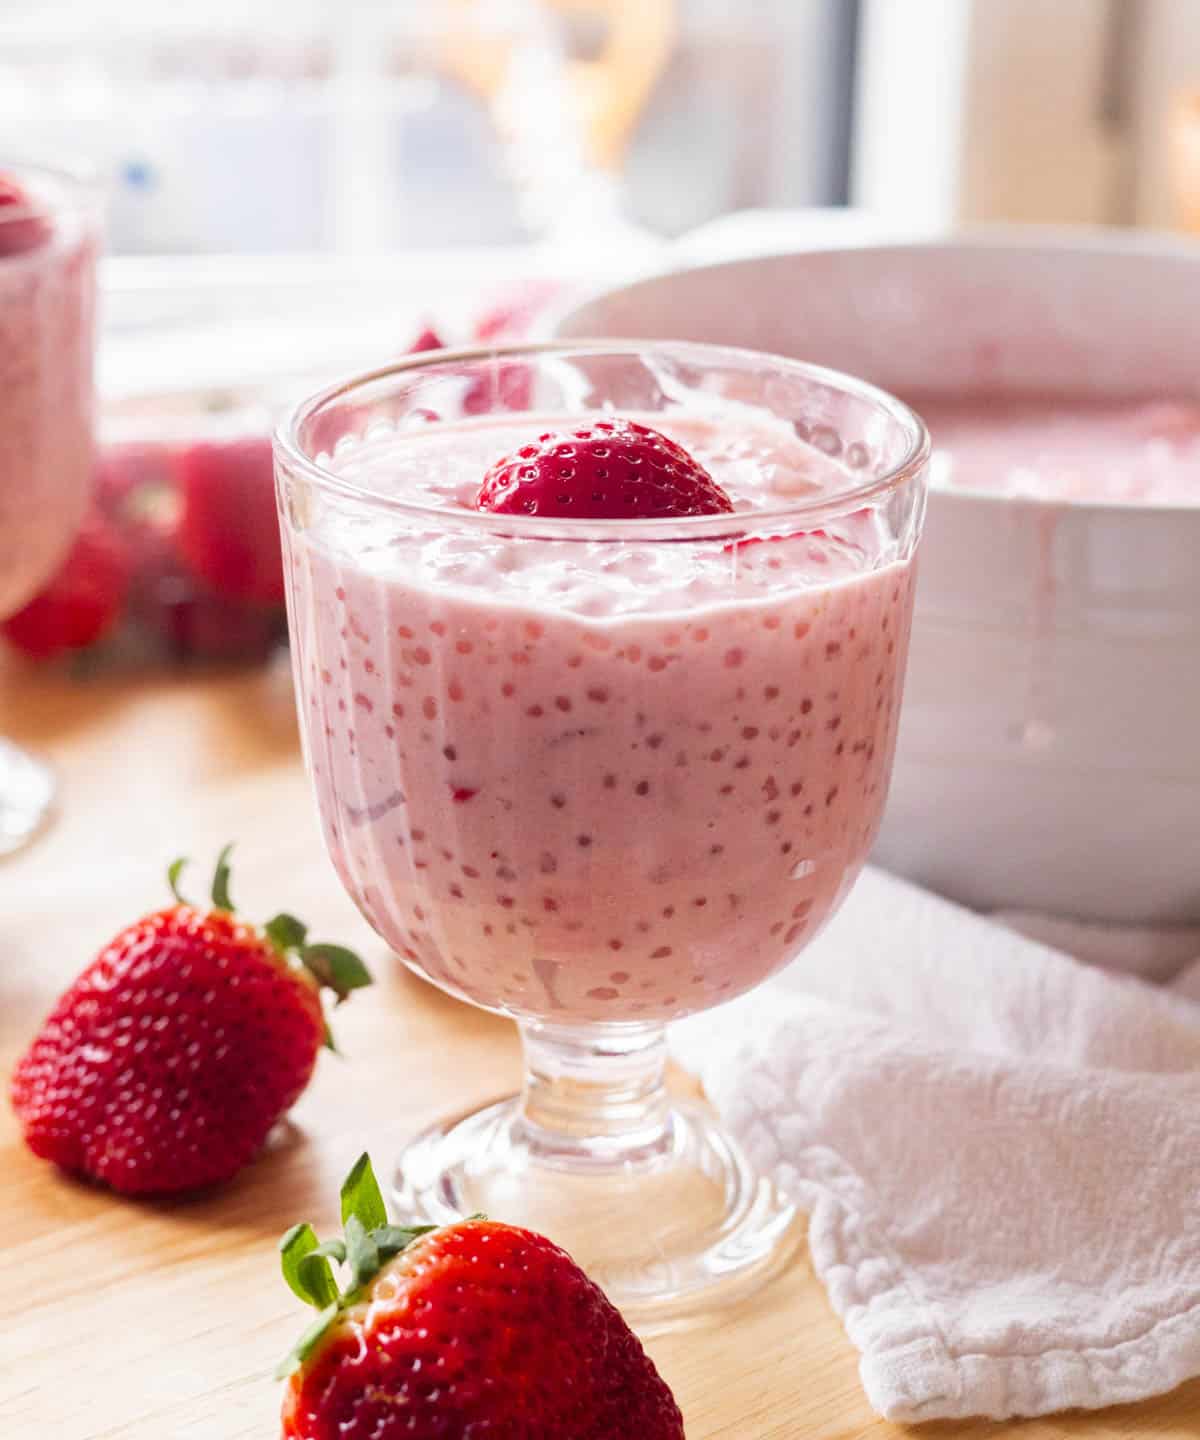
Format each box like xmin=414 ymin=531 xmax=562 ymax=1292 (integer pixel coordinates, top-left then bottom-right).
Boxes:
xmin=1 ymin=512 xmax=130 ymax=660
xmin=176 ymin=436 xmax=284 ymax=606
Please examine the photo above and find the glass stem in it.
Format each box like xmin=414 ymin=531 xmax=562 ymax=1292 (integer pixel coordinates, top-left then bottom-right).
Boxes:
xmin=516 ymin=1021 xmax=673 ymax=1166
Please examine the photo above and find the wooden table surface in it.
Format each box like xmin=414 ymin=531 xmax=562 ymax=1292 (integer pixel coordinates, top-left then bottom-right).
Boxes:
xmin=2 ymin=657 xmax=1198 ymax=1440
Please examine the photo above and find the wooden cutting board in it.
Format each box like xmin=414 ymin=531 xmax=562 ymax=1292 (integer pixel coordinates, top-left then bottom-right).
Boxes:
xmin=1 ymin=659 xmax=1196 ymax=1438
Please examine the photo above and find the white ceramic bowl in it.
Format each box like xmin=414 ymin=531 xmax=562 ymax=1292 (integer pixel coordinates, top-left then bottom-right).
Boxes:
xmin=552 ymin=233 xmax=1200 ymax=923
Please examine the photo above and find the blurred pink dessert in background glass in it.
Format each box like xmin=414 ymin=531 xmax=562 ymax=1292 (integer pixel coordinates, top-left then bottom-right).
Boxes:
xmin=0 ymin=164 xmax=99 ymax=620
xmin=0 ymin=161 xmax=100 ymax=853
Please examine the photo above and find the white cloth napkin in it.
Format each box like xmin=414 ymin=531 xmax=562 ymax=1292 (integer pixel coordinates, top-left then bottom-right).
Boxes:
xmin=672 ymin=866 xmax=1200 ymax=1422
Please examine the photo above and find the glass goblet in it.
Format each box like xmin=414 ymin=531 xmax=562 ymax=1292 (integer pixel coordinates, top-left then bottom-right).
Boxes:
xmin=275 ymin=341 xmax=928 ymax=1327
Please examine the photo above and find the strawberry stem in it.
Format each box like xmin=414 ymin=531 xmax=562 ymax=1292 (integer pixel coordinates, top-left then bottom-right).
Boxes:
xmin=166 ymin=849 xmax=372 ymax=1049
xmin=167 ymin=857 xmax=190 ymax=905
xmin=211 ymin=843 xmax=235 ymax=911
xmin=276 ymin=1154 xmax=439 ymax=1379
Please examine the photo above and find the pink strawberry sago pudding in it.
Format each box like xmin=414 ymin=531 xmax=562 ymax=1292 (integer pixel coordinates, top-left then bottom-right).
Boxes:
xmin=284 ymin=413 xmax=917 ymax=1025
xmin=0 ymin=165 xmax=99 ymax=621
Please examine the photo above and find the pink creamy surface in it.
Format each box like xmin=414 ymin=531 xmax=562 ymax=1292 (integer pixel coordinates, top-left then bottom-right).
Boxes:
xmin=285 ymin=417 xmax=916 ymax=1025
xmin=916 ymin=393 xmax=1200 ymax=505
xmin=0 ymin=204 xmax=96 ymax=619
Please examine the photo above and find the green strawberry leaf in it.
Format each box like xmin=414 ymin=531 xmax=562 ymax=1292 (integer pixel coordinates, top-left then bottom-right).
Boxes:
xmin=167 ymin=857 xmax=190 ymax=905
xmin=301 ymin=944 xmax=373 ymax=1003
xmin=344 ymin=1214 xmax=381 ymax=1293
xmin=265 ymin=911 xmax=309 ymax=953
xmin=211 ymin=843 xmax=236 ymax=912
xmin=280 ymin=1223 xmax=338 ymax=1310
xmin=298 ymin=1240 xmax=347 ymax=1303
xmin=274 ymin=1301 xmax=339 ymax=1381
xmin=340 ymin=1153 xmax=388 ymax=1233
xmin=374 ymin=1223 xmax=436 ymax=1260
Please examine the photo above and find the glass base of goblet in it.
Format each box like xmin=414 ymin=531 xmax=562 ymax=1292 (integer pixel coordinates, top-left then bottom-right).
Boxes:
xmin=0 ymin=737 xmax=55 ymax=856
xmin=391 ymin=1022 xmax=800 ymax=1332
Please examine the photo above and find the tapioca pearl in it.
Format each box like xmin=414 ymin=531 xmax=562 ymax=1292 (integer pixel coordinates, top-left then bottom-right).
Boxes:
xmin=647 ymin=656 xmax=669 ymax=673
xmin=762 ymin=777 xmax=779 ymax=802
xmin=448 ymin=882 xmax=464 ymax=899
xmin=526 ymin=704 xmax=544 ymax=718
xmin=708 ymin=748 xmax=725 ymax=763
xmin=827 ymin=715 xmax=843 ymax=732
xmin=661 ymin=905 xmax=675 ymax=919
xmin=462 ymin=864 xmax=480 ymax=879
xmin=586 ymin=685 xmax=609 ymax=704
xmin=501 ymin=682 xmax=516 ymax=698
xmin=577 ymin=834 xmax=593 ymax=848
xmin=733 ymin=755 xmax=751 ymax=771
xmin=719 ymin=784 xmax=735 ymax=796
xmin=634 ymin=781 xmax=651 ymax=797
xmin=550 ymin=793 xmax=567 ymax=809
xmin=724 ymin=647 xmax=744 ymax=669
xmin=650 ymin=945 xmax=673 ymax=959
xmin=693 ymin=896 xmax=708 ymax=908
xmin=554 ymin=695 xmax=572 ymax=713
xmin=498 ymin=895 xmax=515 ymax=909
xmin=835 ymin=741 xmax=846 ymax=757
xmin=794 ymin=621 xmax=811 ymax=640
xmin=588 ymin=987 xmax=620 ymax=1001
xmin=542 ymin=896 xmax=559 ymax=913
xmin=742 ymin=726 xmax=759 ymax=741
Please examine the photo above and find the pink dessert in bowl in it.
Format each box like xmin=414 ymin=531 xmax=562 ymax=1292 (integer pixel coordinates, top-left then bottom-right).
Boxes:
xmin=275 ymin=341 xmax=927 ymax=1324
xmin=918 ymin=392 xmax=1200 ymax=505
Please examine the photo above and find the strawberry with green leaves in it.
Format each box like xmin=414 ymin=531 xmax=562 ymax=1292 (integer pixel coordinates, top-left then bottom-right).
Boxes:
xmin=11 ymin=847 xmax=371 ymax=1195
xmin=278 ymin=1154 xmax=686 ymax=1439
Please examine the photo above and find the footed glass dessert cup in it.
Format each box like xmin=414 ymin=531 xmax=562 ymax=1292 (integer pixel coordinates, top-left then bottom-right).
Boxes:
xmin=0 ymin=160 xmax=100 ymax=853
xmin=275 ymin=341 xmax=928 ymax=1327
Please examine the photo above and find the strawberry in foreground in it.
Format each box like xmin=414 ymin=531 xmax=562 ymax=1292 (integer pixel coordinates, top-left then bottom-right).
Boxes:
xmin=11 ymin=847 xmax=371 ymax=1195
xmin=476 ymin=416 xmax=734 ymax=519
xmin=278 ymin=1155 xmax=685 ymax=1440
xmin=1 ymin=510 xmax=131 ymax=659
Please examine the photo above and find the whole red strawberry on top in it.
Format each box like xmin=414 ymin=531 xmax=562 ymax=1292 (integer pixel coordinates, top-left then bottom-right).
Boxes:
xmin=11 ymin=847 xmax=371 ymax=1195
xmin=277 ymin=1154 xmax=685 ymax=1440
xmin=476 ymin=416 xmax=734 ymax=519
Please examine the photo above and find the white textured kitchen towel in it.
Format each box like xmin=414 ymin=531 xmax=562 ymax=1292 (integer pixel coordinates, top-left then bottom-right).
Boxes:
xmin=671 ymin=866 xmax=1200 ymax=1422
